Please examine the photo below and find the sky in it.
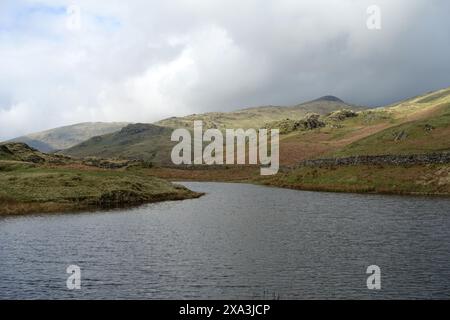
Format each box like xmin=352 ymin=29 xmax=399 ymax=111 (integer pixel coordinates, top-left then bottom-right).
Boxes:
xmin=1 ymin=0 xmax=450 ymax=140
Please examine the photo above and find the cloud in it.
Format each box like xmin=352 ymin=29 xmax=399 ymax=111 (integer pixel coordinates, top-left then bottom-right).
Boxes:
xmin=1 ymin=0 xmax=450 ymax=140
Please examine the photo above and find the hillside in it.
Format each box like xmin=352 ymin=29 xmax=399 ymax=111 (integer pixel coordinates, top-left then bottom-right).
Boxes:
xmin=3 ymin=87 xmax=450 ymax=201
xmin=151 ymin=86 xmax=450 ymax=196
xmin=60 ymin=87 xmax=450 ymax=168
xmin=330 ymin=88 xmax=450 ymax=157
xmin=61 ymin=123 xmax=175 ymax=164
xmin=156 ymin=95 xmax=362 ymax=129
xmin=278 ymin=87 xmax=450 ymax=164
xmin=61 ymin=96 xmax=363 ymax=162
xmin=6 ymin=122 xmax=130 ymax=152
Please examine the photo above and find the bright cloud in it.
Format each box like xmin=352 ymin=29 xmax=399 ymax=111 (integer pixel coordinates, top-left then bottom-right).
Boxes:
xmin=1 ymin=0 xmax=450 ymax=139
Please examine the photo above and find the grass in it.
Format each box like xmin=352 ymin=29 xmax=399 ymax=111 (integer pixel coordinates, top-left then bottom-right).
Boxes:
xmin=141 ymin=165 xmax=260 ymax=182
xmin=3 ymin=86 xmax=450 ymax=215
xmin=0 ymin=161 xmax=203 ymax=216
xmin=137 ymin=88 xmax=450 ymax=196
xmin=140 ymin=162 xmax=450 ymax=196
xmin=156 ymin=98 xmax=358 ymax=130
xmin=332 ymin=103 xmax=450 ymax=157
xmin=278 ymin=90 xmax=450 ymax=163
xmin=416 ymin=88 xmax=450 ymax=104
xmin=60 ymin=87 xmax=450 ymax=168
xmin=62 ymin=98 xmax=360 ymax=163
xmin=257 ymin=164 xmax=450 ymax=196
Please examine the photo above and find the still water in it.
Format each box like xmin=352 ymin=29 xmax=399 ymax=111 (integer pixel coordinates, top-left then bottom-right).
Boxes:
xmin=1 ymin=182 xmax=450 ymax=299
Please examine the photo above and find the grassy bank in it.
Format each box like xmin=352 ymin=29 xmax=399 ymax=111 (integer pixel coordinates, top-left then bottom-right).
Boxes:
xmin=1 ymin=160 xmax=449 ymax=217
xmin=141 ymin=165 xmax=260 ymax=182
xmin=0 ymin=161 xmax=203 ymax=216
xmin=257 ymin=164 xmax=450 ymax=196
xmin=142 ymin=163 xmax=450 ymax=196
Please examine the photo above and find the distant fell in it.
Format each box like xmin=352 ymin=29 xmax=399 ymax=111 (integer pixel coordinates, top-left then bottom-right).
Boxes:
xmin=6 ymin=122 xmax=130 ymax=152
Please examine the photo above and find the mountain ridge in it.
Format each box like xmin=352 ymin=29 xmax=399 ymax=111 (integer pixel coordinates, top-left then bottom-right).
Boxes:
xmin=5 ymin=122 xmax=130 ymax=152
xmin=8 ymin=87 xmax=450 ymax=167
xmin=61 ymin=94 xmax=362 ymax=162
xmin=61 ymin=87 xmax=450 ymax=164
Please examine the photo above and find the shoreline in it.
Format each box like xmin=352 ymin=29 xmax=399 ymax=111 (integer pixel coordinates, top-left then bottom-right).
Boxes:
xmin=175 ymin=178 xmax=450 ymax=198
xmin=145 ymin=164 xmax=450 ymax=197
xmin=2 ymin=172 xmax=448 ymax=217
xmin=0 ymin=160 xmax=205 ymax=216
xmin=0 ymin=191 xmax=204 ymax=217
xmin=5 ymin=177 xmax=448 ymax=218
xmin=2 ymin=160 xmax=448 ymax=217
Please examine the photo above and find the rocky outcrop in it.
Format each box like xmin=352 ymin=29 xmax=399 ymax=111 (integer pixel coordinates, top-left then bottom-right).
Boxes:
xmin=328 ymin=109 xmax=358 ymax=121
xmin=0 ymin=142 xmax=73 ymax=164
xmin=264 ymin=113 xmax=325 ymax=134
xmin=303 ymin=113 xmax=325 ymax=130
xmin=0 ymin=144 xmax=15 ymax=157
xmin=393 ymin=130 xmax=408 ymax=141
xmin=97 ymin=190 xmax=145 ymax=206
xmin=81 ymin=157 xmax=153 ymax=169
xmin=118 ymin=123 xmax=168 ymax=136
xmin=0 ymin=143 xmax=45 ymax=163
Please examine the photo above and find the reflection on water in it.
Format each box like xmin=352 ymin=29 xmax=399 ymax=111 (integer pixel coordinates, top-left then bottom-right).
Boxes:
xmin=1 ymin=182 xmax=450 ymax=299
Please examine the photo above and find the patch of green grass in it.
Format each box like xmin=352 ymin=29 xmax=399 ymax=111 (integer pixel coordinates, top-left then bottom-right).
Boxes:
xmin=259 ymin=164 xmax=450 ymax=195
xmin=0 ymin=160 xmax=37 ymax=171
xmin=416 ymin=88 xmax=450 ymax=104
xmin=0 ymin=165 xmax=202 ymax=215
xmin=332 ymin=103 xmax=450 ymax=157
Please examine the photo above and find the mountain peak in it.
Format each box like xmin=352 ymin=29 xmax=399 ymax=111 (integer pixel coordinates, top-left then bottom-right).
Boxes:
xmin=313 ymin=95 xmax=344 ymax=103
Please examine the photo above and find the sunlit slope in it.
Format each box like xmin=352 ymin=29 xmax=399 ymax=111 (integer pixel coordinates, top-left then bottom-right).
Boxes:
xmin=157 ymin=96 xmax=361 ymax=129
xmin=330 ymin=88 xmax=450 ymax=157
xmin=279 ymin=87 xmax=450 ymax=164
xmin=61 ymin=96 xmax=361 ymax=163
xmin=60 ymin=87 xmax=450 ymax=166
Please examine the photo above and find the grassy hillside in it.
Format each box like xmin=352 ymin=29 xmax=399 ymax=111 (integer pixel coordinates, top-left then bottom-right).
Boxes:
xmin=258 ymin=164 xmax=450 ymax=196
xmin=332 ymin=100 xmax=450 ymax=157
xmin=60 ymin=87 xmax=450 ymax=166
xmin=3 ymin=87 xmax=450 ymax=216
xmin=157 ymin=95 xmax=362 ymax=129
xmin=7 ymin=122 xmax=129 ymax=152
xmin=277 ymin=87 xmax=450 ymax=164
xmin=61 ymin=96 xmax=363 ymax=162
xmin=144 ymin=87 xmax=450 ymax=196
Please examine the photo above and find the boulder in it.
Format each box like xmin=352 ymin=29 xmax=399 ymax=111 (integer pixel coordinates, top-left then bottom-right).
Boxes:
xmin=303 ymin=113 xmax=325 ymax=129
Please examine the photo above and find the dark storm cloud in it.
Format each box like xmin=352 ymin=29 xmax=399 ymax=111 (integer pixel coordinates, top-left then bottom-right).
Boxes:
xmin=1 ymin=0 xmax=449 ymax=139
